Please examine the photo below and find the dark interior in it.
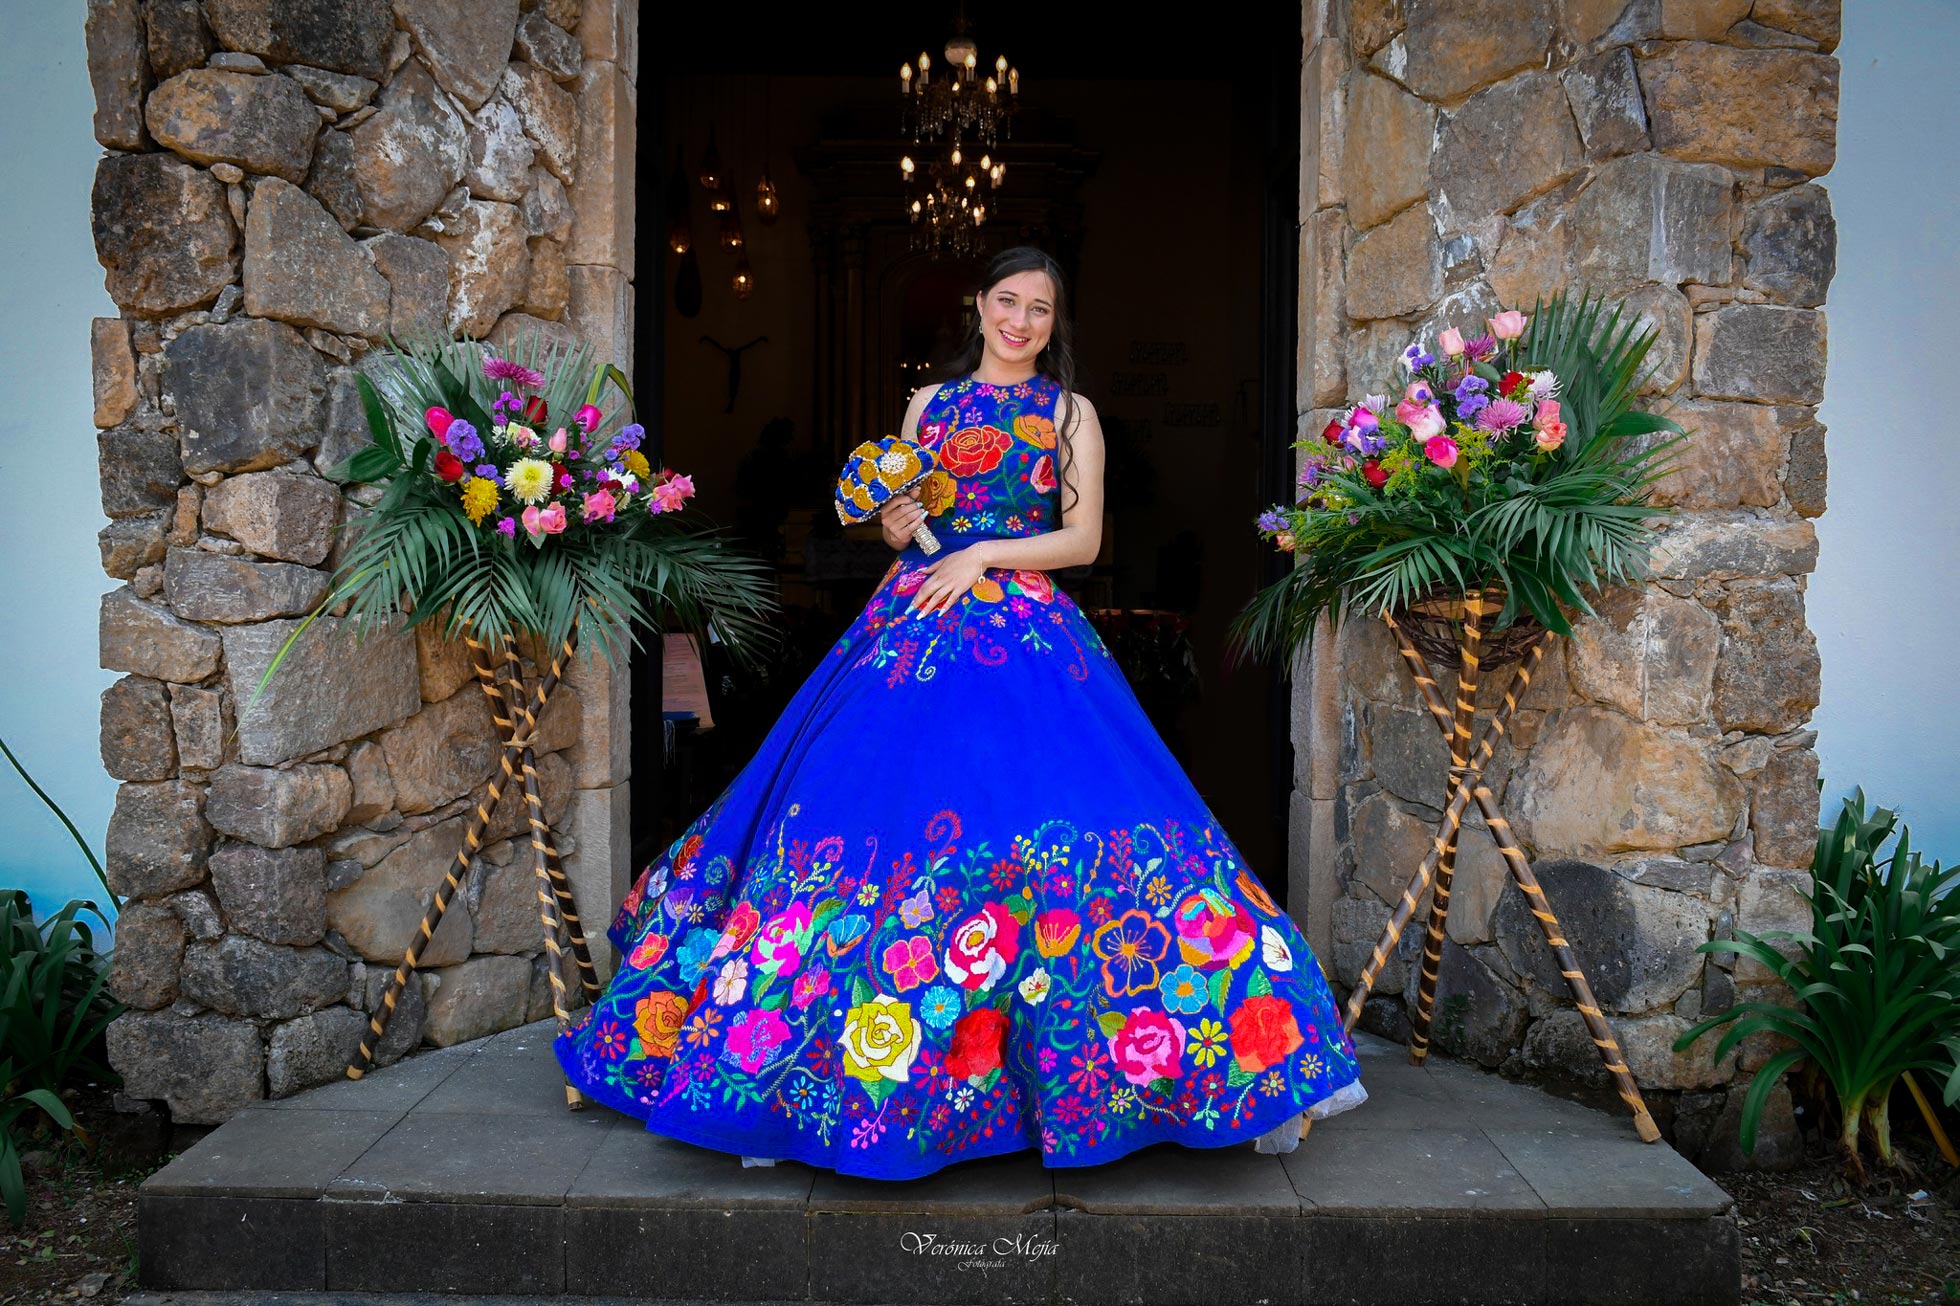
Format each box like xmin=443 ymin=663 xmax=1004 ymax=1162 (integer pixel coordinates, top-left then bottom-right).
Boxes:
xmin=629 ymin=3 xmax=1304 ymax=906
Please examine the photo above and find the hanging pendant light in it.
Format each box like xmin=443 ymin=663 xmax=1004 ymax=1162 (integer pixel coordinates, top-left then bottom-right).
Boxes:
xmin=697 ymin=123 xmax=723 ymax=191
xmin=719 ymin=186 xmax=745 ymax=251
xmin=755 ymin=174 xmax=779 ymax=224
xmin=665 ymin=151 xmax=692 ymax=255
xmin=732 ymin=252 xmax=755 ymax=299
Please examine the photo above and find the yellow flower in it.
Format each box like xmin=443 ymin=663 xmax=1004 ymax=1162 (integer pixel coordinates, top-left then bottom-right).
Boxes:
xmin=1187 ymin=1017 xmax=1228 ymax=1068
xmin=461 ymin=476 xmax=500 ymax=525
xmin=839 ymin=994 xmax=922 ymax=1084
xmin=623 ymin=448 xmax=651 ymax=479
xmin=920 ymin=469 xmax=956 ymax=516
xmin=507 ymin=457 xmax=555 ymax=505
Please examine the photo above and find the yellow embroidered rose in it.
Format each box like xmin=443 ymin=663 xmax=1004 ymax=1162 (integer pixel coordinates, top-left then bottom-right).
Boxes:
xmin=919 ymin=468 xmax=956 ymax=516
xmin=840 ymin=993 xmax=923 ymax=1084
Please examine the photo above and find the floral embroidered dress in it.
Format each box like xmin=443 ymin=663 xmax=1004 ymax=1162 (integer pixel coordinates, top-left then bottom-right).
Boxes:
xmin=554 ymin=369 xmax=1367 ymax=1179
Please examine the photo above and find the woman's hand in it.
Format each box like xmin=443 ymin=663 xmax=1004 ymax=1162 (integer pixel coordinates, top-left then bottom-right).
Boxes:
xmin=879 ymin=488 xmax=926 ymax=550
xmin=907 ymin=546 xmax=990 ymax=617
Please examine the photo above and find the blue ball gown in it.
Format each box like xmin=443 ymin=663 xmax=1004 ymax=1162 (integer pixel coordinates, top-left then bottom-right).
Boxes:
xmin=554 ymin=369 xmax=1367 ymax=1179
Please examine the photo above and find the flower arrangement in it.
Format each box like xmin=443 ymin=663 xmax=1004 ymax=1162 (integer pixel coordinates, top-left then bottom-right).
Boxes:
xmin=300 ymin=328 xmax=779 ymax=673
xmin=1227 ymin=288 xmax=1686 ymax=667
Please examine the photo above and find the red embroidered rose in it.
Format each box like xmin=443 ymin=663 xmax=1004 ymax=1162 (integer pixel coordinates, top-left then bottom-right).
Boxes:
xmin=945 ymin=1007 xmax=1009 ymax=1080
xmin=938 ymin=425 xmax=1013 ymax=477
xmin=1012 ymin=569 xmax=1054 ymax=604
xmin=1230 ymin=994 xmax=1305 ymax=1073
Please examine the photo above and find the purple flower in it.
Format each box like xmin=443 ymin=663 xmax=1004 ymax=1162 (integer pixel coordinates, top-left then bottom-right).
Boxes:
xmin=447 ymin=421 xmax=484 ymax=462
xmin=612 ymin=422 xmax=644 ymax=451
xmin=1256 ymin=509 xmax=1286 ymax=533
xmin=483 ymin=357 xmax=547 ymax=387
xmin=496 ymin=517 xmax=516 ymax=538
xmin=1401 ymin=341 xmax=1436 ymax=372
xmin=1464 ymin=334 xmax=1499 ymax=362
xmin=1453 ymin=376 xmax=1491 ymax=419
xmin=1476 ymin=397 xmax=1529 ymax=431
xmin=474 ymin=463 xmax=500 ymax=483
xmin=1456 ymin=392 xmax=1490 ymax=419
xmin=1344 ymin=428 xmax=1388 ymax=457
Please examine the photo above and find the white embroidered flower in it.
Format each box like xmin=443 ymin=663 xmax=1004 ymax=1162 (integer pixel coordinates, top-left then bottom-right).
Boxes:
xmin=713 ymin=957 xmax=749 ymax=1005
xmin=1261 ymin=925 xmax=1294 ymax=972
xmin=1019 ymin=967 xmax=1051 ymax=1005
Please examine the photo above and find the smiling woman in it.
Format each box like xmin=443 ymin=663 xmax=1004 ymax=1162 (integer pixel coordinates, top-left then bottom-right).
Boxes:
xmin=552 ymin=245 xmax=1368 ymax=1178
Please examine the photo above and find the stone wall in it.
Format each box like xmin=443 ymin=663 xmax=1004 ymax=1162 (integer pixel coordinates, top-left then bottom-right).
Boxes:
xmin=86 ymin=0 xmax=639 ymax=1125
xmin=1291 ymin=0 xmax=1837 ymax=1168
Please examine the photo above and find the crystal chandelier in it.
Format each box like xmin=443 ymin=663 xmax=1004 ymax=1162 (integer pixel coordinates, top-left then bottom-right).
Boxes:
xmin=898 ymin=10 xmax=1017 ymax=259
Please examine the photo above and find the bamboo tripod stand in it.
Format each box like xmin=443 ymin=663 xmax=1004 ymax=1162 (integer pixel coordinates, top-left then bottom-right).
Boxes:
xmin=344 ymin=626 xmax=601 ymax=1108
xmin=1339 ymin=591 xmax=1662 ymax=1143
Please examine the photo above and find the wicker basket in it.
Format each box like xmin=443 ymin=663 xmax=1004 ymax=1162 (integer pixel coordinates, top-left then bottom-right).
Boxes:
xmin=1392 ymin=585 xmax=1547 ymax=670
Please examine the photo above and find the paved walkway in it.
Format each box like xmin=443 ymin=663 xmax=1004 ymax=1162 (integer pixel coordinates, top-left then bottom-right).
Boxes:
xmin=134 ymin=1019 xmax=1739 ymax=1305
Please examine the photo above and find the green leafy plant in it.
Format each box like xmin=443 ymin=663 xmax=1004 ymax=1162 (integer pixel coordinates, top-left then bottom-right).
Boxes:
xmin=244 ymin=327 xmax=782 ymax=717
xmin=1227 ymin=286 xmax=1686 ymax=668
xmin=0 ymin=892 xmax=124 ymax=1225
xmin=1674 ymin=791 xmax=1960 ymax=1182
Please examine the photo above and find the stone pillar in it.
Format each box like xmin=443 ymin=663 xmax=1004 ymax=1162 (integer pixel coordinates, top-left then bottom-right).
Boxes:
xmin=86 ymin=0 xmax=639 ymax=1125
xmin=1292 ymin=0 xmax=1835 ymax=1169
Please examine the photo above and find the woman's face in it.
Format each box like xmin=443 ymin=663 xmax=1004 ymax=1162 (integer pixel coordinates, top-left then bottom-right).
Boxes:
xmin=977 ymin=270 xmax=1057 ymax=367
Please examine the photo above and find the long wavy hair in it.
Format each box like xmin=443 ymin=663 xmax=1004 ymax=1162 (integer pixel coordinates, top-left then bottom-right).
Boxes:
xmin=931 ymin=246 xmax=1085 ymax=521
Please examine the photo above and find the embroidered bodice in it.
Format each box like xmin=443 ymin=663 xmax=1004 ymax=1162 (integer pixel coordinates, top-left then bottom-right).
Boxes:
xmin=913 ymin=370 xmax=1065 ymax=538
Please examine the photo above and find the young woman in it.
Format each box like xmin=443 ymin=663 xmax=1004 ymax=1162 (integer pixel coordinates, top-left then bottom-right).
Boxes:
xmin=554 ymin=245 xmax=1367 ymax=1178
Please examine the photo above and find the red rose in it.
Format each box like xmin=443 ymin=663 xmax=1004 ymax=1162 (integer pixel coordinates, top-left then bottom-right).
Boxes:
xmin=1230 ymin=994 xmax=1305 ymax=1073
xmin=1321 ymin=418 xmax=1345 ymax=445
xmin=522 ymin=395 xmax=549 ymax=425
xmin=938 ymin=425 xmax=1013 ymax=477
xmin=1500 ymin=370 xmax=1528 ymax=397
xmin=1362 ymin=459 xmax=1388 ymax=489
xmin=945 ymin=1007 xmax=1009 ymax=1080
xmin=434 ymin=449 xmax=466 ymax=482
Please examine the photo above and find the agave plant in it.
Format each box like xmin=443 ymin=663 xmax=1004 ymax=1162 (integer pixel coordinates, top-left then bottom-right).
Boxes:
xmin=1227 ymin=286 xmax=1686 ymax=669
xmin=1674 ymin=791 xmax=1960 ymax=1181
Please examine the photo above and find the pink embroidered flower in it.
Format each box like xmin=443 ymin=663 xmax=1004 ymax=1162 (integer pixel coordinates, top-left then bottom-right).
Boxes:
xmin=1012 ymin=569 xmax=1054 ymax=604
xmin=1029 ymin=453 xmax=1057 ymax=494
xmin=1172 ymin=889 xmax=1257 ymax=972
xmin=628 ymin=931 xmax=669 ymax=969
xmin=751 ymin=901 xmax=812 ymax=977
xmin=944 ymin=902 xmax=1021 ymax=992
xmin=725 ymin=1007 xmax=791 ymax=1073
xmin=710 ymin=901 xmax=762 ymax=960
xmin=882 ymin=934 xmax=939 ymax=992
xmin=792 ymin=968 xmax=832 ymax=1009
xmin=1108 ymin=1007 xmax=1187 ymax=1087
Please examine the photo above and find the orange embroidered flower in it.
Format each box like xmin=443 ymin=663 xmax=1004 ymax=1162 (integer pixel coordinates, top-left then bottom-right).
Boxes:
xmin=1092 ymin=908 xmax=1174 ymax=997
xmin=920 ymin=468 xmax=957 ymax=516
xmin=1236 ymin=868 xmax=1279 ymax=916
xmin=1230 ymin=994 xmax=1304 ymax=1073
xmin=970 ymin=576 xmax=1004 ymax=603
xmin=1013 ymin=414 xmax=1057 ymax=449
xmin=1034 ymin=908 xmax=1081 ymax=957
xmin=633 ymin=990 xmax=689 ymax=1057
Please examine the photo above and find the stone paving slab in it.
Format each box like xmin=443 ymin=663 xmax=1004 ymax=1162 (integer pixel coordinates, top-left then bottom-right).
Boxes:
xmin=139 ymin=1021 xmax=1740 ymax=1304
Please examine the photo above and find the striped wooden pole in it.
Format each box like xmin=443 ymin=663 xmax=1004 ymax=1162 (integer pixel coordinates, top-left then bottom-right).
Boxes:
xmin=522 ymin=733 xmax=583 ymax=1109
xmin=1407 ymin=592 xmax=1486 ymax=1065
xmin=343 ymin=627 xmax=572 ymax=1080
xmin=1386 ymin=618 xmax=1663 ymax=1143
xmin=490 ymin=638 xmax=599 ymax=1004
xmin=1342 ymin=635 xmax=1546 ymax=1031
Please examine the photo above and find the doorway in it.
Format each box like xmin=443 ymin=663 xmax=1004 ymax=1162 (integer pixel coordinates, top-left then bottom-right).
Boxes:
xmin=630 ymin=5 xmax=1304 ymax=904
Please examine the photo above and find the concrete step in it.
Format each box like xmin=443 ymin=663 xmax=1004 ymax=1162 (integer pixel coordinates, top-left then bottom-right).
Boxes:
xmin=136 ymin=1022 xmax=1740 ymax=1305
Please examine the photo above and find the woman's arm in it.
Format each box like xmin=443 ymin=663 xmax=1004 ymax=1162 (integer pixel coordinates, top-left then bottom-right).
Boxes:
xmin=969 ymin=394 xmax=1105 ymax=571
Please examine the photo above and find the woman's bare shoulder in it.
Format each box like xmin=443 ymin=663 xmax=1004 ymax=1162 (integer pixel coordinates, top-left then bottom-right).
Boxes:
xmin=1061 ymin=390 xmax=1102 ymax=435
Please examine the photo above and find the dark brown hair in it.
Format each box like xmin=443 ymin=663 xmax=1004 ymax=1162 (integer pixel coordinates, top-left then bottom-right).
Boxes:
xmin=933 ymin=245 xmax=1085 ymax=520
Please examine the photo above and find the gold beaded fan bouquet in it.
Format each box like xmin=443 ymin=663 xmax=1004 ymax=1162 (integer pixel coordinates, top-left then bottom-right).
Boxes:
xmin=834 ymin=435 xmax=942 ymax=554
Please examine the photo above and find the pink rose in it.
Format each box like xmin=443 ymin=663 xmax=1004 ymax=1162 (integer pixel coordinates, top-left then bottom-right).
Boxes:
xmin=1488 ymin=310 xmax=1529 ymax=341
xmin=1275 ymin=531 xmax=1296 ymax=552
xmin=1533 ymin=399 xmax=1566 ymax=451
xmin=1425 ymin=435 xmax=1459 ymax=468
xmin=752 ymin=902 xmax=812 ymax=977
xmin=581 ymin=489 xmax=617 ymax=523
xmin=1406 ymin=405 xmax=1447 ymax=440
xmin=425 ymin=406 xmax=454 ymax=439
xmin=1402 ymin=380 xmax=1434 ymax=406
xmin=537 ymin=502 xmax=567 ymax=534
xmin=1107 ymin=1007 xmax=1187 ymax=1087
xmin=1438 ymin=327 xmax=1465 ymax=357
xmin=574 ymin=404 xmax=604 ymax=433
